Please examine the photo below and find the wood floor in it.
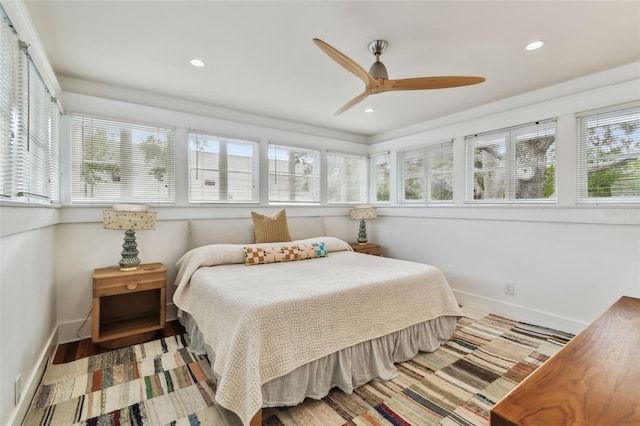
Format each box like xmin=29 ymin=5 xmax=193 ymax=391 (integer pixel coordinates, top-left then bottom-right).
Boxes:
xmin=53 ymin=320 xmax=185 ymax=364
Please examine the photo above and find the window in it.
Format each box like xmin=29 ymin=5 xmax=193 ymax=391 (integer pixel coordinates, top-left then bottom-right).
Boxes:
xmin=327 ymin=152 xmax=367 ymax=204
xmin=466 ymin=120 xmax=556 ymax=202
xmin=268 ymin=144 xmax=320 ymax=203
xmin=399 ymin=141 xmax=453 ymax=203
xmin=371 ymin=153 xmax=390 ymax=203
xmin=71 ymin=116 xmax=175 ymax=203
xmin=188 ymin=133 xmax=259 ymax=203
xmin=0 ymin=11 xmax=60 ymax=203
xmin=577 ymin=104 xmax=640 ymax=203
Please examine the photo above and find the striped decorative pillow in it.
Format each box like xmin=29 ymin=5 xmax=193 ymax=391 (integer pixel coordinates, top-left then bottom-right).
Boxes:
xmin=251 ymin=209 xmax=292 ymax=243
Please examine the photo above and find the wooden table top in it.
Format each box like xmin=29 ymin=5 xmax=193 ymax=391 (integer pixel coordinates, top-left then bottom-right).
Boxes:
xmin=490 ymin=296 xmax=640 ymax=426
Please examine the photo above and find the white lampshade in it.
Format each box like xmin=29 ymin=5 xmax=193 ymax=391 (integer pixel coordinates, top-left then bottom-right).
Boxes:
xmin=349 ymin=206 xmax=377 ymax=221
xmin=103 ymin=210 xmax=156 ymax=230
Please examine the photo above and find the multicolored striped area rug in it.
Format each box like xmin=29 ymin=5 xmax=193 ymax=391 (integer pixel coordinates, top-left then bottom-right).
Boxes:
xmin=24 ymin=307 xmax=572 ymax=425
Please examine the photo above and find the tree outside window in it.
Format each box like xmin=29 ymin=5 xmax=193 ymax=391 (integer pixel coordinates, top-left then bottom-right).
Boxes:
xmin=468 ymin=121 xmax=556 ymax=202
xmin=371 ymin=154 xmax=390 ymax=203
xmin=578 ymin=105 xmax=640 ymax=201
xmin=400 ymin=142 xmax=453 ymax=204
xmin=268 ymin=144 xmax=320 ymax=203
xmin=327 ymin=153 xmax=367 ymax=204
xmin=71 ymin=117 xmax=175 ymax=203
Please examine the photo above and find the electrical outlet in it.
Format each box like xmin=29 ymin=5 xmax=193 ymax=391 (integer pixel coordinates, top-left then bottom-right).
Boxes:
xmin=504 ymin=282 xmax=515 ymax=296
xmin=15 ymin=375 xmax=21 ymax=406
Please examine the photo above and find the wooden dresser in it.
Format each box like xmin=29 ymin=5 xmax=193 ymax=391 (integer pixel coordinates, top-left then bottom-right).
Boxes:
xmin=490 ymin=296 xmax=640 ymax=426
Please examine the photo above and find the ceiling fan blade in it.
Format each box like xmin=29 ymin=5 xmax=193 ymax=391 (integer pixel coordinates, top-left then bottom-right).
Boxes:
xmin=313 ymin=38 xmax=377 ymax=87
xmin=382 ymin=76 xmax=485 ymax=91
xmin=334 ymin=91 xmax=370 ymax=116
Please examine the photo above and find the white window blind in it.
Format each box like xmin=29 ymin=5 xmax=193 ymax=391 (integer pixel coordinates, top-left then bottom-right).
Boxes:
xmin=268 ymin=144 xmax=320 ymax=203
xmin=577 ymin=104 xmax=640 ymax=203
xmin=371 ymin=153 xmax=390 ymax=203
xmin=188 ymin=132 xmax=259 ymax=203
xmin=0 ymin=10 xmax=60 ymax=203
xmin=327 ymin=152 xmax=367 ymax=204
xmin=26 ymin=62 xmax=51 ymax=199
xmin=71 ymin=116 xmax=175 ymax=203
xmin=399 ymin=141 xmax=453 ymax=203
xmin=466 ymin=120 xmax=556 ymax=203
xmin=0 ymin=15 xmax=19 ymax=199
xmin=402 ymin=149 xmax=425 ymax=201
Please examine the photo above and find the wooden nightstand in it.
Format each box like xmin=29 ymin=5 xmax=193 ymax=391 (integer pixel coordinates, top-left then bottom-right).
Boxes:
xmin=350 ymin=242 xmax=381 ymax=256
xmin=92 ymin=262 xmax=166 ymax=348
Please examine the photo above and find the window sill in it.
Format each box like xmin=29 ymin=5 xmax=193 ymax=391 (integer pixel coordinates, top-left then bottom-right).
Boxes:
xmin=0 ymin=200 xmax=61 ymax=208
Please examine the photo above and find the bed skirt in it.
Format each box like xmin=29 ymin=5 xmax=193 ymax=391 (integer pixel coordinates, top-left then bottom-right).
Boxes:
xmin=180 ymin=312 xmax=458 ymax=408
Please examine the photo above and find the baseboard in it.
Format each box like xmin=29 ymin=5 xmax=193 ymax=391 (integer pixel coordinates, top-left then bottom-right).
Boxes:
xmin=453 ymin=289 xmax=587 ymax=335
xmin=58 ymin=302 xmax=180 ymax=344
xmin=9 ymin=326 xmax=59 ymax=426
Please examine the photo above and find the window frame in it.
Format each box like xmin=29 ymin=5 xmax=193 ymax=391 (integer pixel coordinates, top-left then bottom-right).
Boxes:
xmin=187 ymin=132 xmax=260 ymax=204
xmin=326 ymin=151 xmax=368 ymax=205
xmin=398 ymin=140 xmax=454 ymax=205
xmin=0 ymin=11 xmax=60 ymax=205
xmin=370 ymin=152 xmax=391 ymax=205
xmin=70 ymin=115 xmax=176 ymax=204
xmin=465 ymin=120 xmax=557 ymax=204
xmin=576 ymin=103 xmax=640 ymax=204
xmin=268 ymin=143 xmax=321 ymax=204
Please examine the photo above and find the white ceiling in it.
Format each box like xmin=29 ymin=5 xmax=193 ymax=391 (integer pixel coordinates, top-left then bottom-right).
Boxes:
xmin=23 ymin=1 xmax=640 ymax=137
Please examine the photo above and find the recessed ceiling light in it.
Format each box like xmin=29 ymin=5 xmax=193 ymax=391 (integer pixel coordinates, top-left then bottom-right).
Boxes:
xmin=364 ymin=108 xmax=375 ymax=113
xmin=190 ymin=58 xmax=205 ymax=67
xmin=525 ymin=41 xmax=544 ymax=51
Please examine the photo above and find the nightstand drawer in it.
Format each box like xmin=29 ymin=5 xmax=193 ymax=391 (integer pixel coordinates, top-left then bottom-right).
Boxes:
xmin=349 ymin=243 xmax=381 ymax=256
xmin=357 ymin=246 xmax=381 ymax=256
xmin=93 ymin=274 xmax=165 ymax=297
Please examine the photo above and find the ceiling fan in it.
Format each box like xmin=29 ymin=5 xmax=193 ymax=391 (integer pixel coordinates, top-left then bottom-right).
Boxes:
xmin=313 ymin=38 xmax=485 ymax=116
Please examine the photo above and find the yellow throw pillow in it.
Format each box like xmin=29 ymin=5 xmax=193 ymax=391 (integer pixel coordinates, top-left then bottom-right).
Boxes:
xmin=251 ymin=209 xmax=292 ymax=243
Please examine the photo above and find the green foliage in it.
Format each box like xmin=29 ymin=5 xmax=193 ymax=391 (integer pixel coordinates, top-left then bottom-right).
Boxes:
xmin=376 ymin=160 xmax=390 ymax=202
xmin=431 ymin=179 xmax=453 ymax=200
xmin=80 ymin=129 xmax=120 ymax=193
xmin=543 ymin=165 xmax=555 ymax=198
xmin=140 ymin=136 xmax=168 ymax=182
xmin=404 ymin=177 xmax=424 ymax=200
xmin=586 ymin=119 xmax=640 ymax=197
xmin=81 ymin=132 xmax=168 ymax=198
xmin=377 ymin=181 xmax=389 ymax=202
xmin=588 ymin=168 xmax=621 ymax=197
xmin=610 ymin=159 xmax=640 ymax=196
xmin=294 ymin=152 xmax=314 ymax=192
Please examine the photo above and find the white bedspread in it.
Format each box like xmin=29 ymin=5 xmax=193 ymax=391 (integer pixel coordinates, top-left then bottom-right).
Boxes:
xmin=173 ymin=236 xmax=462 ymax=425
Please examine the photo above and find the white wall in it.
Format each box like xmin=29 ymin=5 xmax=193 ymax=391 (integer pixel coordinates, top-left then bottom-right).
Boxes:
xmin=375 ymin=213 xmax=639 ymax=334
xmin=0 ymin=210 xmax=58 ymax=426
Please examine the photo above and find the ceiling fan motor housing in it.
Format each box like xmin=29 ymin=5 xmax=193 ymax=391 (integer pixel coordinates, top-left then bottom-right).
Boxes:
xmin=369 ymin=61 xmax=388 ymax=79
xmin=368 ymin=40 xmax=389 ymax=79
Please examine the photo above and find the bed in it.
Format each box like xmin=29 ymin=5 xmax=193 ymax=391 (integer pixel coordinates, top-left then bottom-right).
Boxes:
xmin=173 ymin=218 xmax=463 ymax=425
